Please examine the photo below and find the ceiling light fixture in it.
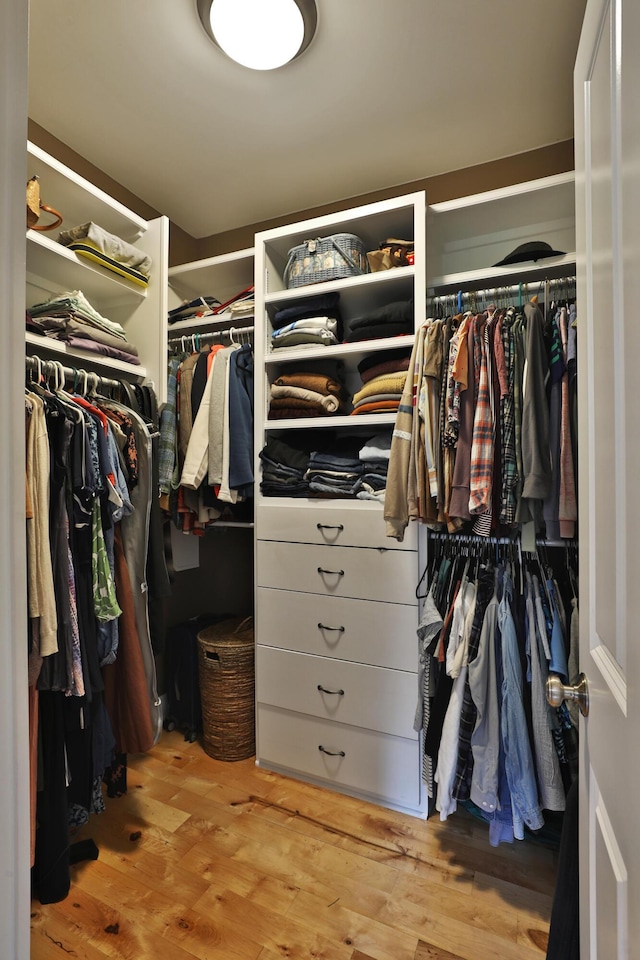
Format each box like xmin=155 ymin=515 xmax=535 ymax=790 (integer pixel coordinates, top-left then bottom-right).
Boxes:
xmin=197 ymin=0 xmax=318 ymax=71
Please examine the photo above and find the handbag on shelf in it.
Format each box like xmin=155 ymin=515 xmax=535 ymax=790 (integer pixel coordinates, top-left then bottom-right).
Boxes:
xmin=367 ymin=237 xmax=414 ymax=272
xmin=26 ymin=175 xmax=63 ymax=232
xmin=283 ymin=233 xmax=369 ymax=288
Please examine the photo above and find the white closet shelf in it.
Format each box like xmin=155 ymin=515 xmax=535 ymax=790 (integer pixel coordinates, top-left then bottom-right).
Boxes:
xmin=263 ymin=413 xmax=397 ymax=431
xmin=265 ymin=334 xmax=415 ymax=366
xmin=169 ymin=247 xmax=254 ymax=302
xmin=25 ymin=331 xmax=147 ymax=380
xmin=27 ymin=141 xmax=147 ymax=241
xmin=428 ymin=172 xmax=575 ymax=214
xmin=264 ymin=265 xmax=415 ymax=304
xmin=27 ymin=232 xmax=148 ymax=304
xmin=428 ymin=254 xmax=577 ymax=295
xmin=168 ymin=309 xmax=254 ymax=334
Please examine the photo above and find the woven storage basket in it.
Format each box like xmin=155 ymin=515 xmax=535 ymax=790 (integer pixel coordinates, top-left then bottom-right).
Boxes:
xmin=283 ymin=233 xmax=369 ymax=288
xmin=197 ymin=616 xmax=255 ymax=761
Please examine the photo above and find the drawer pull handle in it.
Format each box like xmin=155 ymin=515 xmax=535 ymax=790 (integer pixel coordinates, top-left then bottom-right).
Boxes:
xmin=317 ymin=622 xmax=345 ymax=633
xmin=317 ymin=684 xmax=344 ymax=696
xmin=318 ymin=745 xmax=346 ymax=758
xmin=316 ymin=523 xmax=344 ymax=531
xmin=317 ymin=566 xmax=345 ymax=577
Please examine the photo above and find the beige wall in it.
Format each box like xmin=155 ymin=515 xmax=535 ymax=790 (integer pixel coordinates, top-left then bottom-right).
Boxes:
xmin=28 ymin=121 xmax=573 ymax=266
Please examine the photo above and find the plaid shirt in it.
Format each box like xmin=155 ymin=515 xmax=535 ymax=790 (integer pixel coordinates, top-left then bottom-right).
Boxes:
xmin=158 ymin=356 xmax=181 ymax=495
xmin=469 ymin=320 xmax=494 ymax=514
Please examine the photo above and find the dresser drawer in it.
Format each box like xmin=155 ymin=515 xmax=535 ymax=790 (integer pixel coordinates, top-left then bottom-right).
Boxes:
xmin=257 ymin=703 xmax=422 ymax=812
xmin=257 ymin=500 xmax=417 ymax=551
xmin=256 ymin=540 xmax=418 ymax=605
xmin=256 ymin=587 xmax=418 ymax=672
xmin=256 ymin=646 xmax=418 ymax=739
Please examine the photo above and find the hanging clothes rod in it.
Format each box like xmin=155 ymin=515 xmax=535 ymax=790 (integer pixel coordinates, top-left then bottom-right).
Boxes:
xmin=25 ymin=354 xmax=123 ymax=392
xmin=427 ymin=530 xmax=576 ymax=550
xmin=428 ymin=275 xmax=576 ymax=305
xmin=167 ymin=324 xmax=254 ymax=353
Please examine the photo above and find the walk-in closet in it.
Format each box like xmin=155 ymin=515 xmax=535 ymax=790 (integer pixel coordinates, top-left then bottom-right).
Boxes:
xmin=3 ymin=1 xmax=639 ymax=958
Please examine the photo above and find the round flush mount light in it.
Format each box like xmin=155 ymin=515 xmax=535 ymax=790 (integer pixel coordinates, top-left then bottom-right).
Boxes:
xmin=197 ymin=0 xmax=318 ymax=71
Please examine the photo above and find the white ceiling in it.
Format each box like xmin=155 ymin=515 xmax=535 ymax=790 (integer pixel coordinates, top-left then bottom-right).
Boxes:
xmin=27 ymin=0 xmax=587 ymax=240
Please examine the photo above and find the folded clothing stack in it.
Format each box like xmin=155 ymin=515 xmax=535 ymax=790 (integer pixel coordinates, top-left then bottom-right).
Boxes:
xmin=268 ymin=371 xmax=344 ymax=420
xmin=271 ymin=292 xmax=342 ymax=349
xmin=349 ymin=348 xmax=411 ymax=416
xmin=27 ymin=289 xmax=140 ymax=364
xmin=259 ymin=437 xmax=312 ymax=497
xmin=58 ymin=222 xmax=152 ymax=287
xmin=306 ymin=437 xmax=364 ymax=497
xmin=355 ymin=432 xmax=391 ymax=501
xmin=344 ymin=299 xmax=414 ymax=343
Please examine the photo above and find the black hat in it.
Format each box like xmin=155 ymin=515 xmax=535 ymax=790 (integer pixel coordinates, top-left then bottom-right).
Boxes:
xmin=493 ymin=240 xmax=565 ymax=268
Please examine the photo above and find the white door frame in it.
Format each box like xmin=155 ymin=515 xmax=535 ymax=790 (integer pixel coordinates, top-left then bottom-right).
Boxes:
xmin=0 ymin=0 xmax=31 ymax=956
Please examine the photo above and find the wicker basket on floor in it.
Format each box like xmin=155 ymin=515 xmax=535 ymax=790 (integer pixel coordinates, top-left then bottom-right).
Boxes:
xmin=197 ymin=616 xmax=255 ymax=761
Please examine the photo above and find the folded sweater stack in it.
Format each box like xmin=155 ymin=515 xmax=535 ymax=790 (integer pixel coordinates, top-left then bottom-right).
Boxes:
xmin=268 ymin=371 xmax=344 ymax=420
xmin=344 ymin=299 xmax=414 ymax=343
xmin=349 ymin=349 xmax=410 ymax=416
xmin=270 ymin=292 xmax=342 ymax=349
xmin=259 ymin=436 xmax=312 ymax=497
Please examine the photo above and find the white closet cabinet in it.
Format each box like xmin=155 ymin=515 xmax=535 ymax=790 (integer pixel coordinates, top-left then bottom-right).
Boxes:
xmin=253 ymin=192 xmax=427 ymax=817
xmin=25 ymin=141 xmax=169 ymax=401
xmin=427 ymin=170 xmax=576 ymax=296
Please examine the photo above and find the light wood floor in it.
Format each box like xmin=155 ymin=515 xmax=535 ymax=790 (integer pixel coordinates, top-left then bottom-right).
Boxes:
xmin=30 ymin=730 xmax=558 ymax=960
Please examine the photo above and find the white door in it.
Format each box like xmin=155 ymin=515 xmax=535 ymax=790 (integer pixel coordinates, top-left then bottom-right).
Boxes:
xmin=574 ymin=0 xmax=640 ymax=955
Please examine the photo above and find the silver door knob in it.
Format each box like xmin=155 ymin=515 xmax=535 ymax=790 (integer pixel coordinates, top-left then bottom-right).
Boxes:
xmin=546 ymin=672 xmax=589 ymax=717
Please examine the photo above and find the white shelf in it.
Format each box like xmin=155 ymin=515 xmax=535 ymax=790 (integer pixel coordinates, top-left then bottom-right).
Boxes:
xmin=169 ymin=247 xmax=254 ymax=303
xmin=265 ymin=334 xmax=415 ymax=366
xmin=428 ymin=254 xmax=577 ymax=295
xmin=264 ymin=413 xmax=397 ymax=431
xmin=25 ymin=331 xmax=147 ymax=380
xmin=168 ymin=309 xmax=254 ymax=335
xmin=427 ymin=172 xmax=576 ymax=280
xmin=264 ymin=265 xmax=415 ymax=305
xmin=27 ymin=141 xmax=147 ymax=241
xmin=27 ymin=231 xmax=148 ymax=304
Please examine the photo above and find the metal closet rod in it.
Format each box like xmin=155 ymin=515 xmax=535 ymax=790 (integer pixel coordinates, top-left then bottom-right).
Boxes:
xmin=167 ymin=325 xmax=254 ymax=353
xmin=26 ymin=354 xmax=123 ymax=392
xmin=427 ymin=531 xmax=577 ymax=549
xmin=429 ymin=275 xmax=577 ymax=304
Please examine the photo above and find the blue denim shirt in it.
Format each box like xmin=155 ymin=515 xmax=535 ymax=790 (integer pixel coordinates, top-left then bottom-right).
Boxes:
xmin=500 ymin=573 xmax=544 ymax=831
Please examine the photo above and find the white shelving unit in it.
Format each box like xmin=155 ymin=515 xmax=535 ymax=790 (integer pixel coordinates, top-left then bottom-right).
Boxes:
xmin=26 ymin=141 xmax=169 ymax=401
xmin=252 ymin=191 xmax=427 ymax=818
xmin=427 ymin=171 xmax=576 ymax=295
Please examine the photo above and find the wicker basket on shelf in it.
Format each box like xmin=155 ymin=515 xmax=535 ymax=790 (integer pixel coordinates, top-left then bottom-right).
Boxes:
xmin=197 ymin=616 xmax=255 ymax=761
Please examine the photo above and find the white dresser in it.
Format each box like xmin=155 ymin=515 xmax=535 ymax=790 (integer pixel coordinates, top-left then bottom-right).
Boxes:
xmin=255 ymin=499 xmax=425 ymax=816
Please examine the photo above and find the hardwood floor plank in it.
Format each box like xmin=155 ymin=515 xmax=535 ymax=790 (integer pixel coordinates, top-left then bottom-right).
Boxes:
xmin=190 ymin=886 xmax=354 ymax=960
xmin=70 ymin=858 xmax=262 ymax=960
xmin=413 ymin=941 xmax=467 ymax=960
xmin=285 ymin=888 xmax=418 ymax=960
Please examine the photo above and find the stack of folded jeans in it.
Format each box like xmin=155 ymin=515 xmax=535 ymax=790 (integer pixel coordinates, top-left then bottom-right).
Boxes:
xmin=355 ymin=432 xmax=391 ymax=501
xmin=270 ymin=292 xmax=342 ymax=350
xmin=259 ymin=437 xmax=312 ymax=497
xmin=344 ymin=299 xmax=414 ymax=343
xmin=306 ymin=438 xmax=365 ymax=496
xmin=268 ymin=371 xmax=344 ymax=419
